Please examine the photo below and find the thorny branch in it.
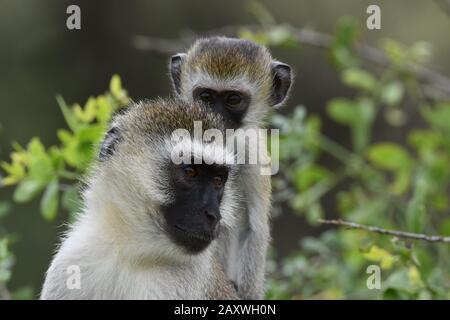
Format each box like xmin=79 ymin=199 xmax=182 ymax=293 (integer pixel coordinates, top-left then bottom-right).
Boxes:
xmin=319 ymin=219 xmax=450 ymax=243
xmin=132 ymin=25 xmax=450 ymax=100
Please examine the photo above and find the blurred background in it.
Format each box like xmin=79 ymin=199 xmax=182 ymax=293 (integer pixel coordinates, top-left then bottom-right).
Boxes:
xmin=1 ymin=0 xmax=450 ymax=299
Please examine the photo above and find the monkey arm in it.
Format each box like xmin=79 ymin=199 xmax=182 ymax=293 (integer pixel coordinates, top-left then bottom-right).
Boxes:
xmin=235 ymin=167 xmax=271 ymax=300
xmin=208 ymin=256 xmax=241 ymax=299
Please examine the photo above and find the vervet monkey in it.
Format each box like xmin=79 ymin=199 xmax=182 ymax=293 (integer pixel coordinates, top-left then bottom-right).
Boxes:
xmin=170 ymin=37 xmax=293 ymax=299
xmin=41 ymin=99 xmax=241 ymax=299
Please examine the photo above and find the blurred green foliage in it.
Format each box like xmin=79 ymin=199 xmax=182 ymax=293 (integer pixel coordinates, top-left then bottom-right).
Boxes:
xmin=1 ymin=9 xmax=450 ymax=300
xmin=1 ymin=75 xmax=129 ymax=220
xmin=0 ymin=76 xmax=129 ymax=298
xmin=264 ymin=18 xmax=450 ymax=299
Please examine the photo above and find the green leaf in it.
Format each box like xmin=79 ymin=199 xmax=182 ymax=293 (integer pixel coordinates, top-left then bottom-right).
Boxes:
xmin=59 ymin=124 xmax=104 ymax=170
xmin=13 ymin=179 xmax=43 ymax=203
xmin=0 ymin=202 xmax=11 ymax=219
xmin=383 ymin=269 xmax=414 ymax=296
xmin=367 ymin=143 xmax=413 ymax=194
xmin=421 ymin=103 xmax=450 ymax=133
xmin=334 ymin=17 xmax=358 ymax=46
xmin=238 ymin=28 xmax=269 ymax=45
xmin=329 ymin=17 xmax=359 ymax=69
xmin=0 ymin=238 xmax=8 ymax=259
xmin=290 ymin=180 xmax=333 ymax=213
xmin=1 ymin=160 xmax=26 ymax=186
xmin=344 ymin=198 xmax=389 ymax=225
xmin=266 ymin=25 xmax=298 ymax=48
xmin=0 ymin=269 xmax=11 ymax=282
xmin=409 ymin=41 xmax=431 ymax=64
xmin=77 ymin=124 xmax=105 ymax=143
xmin=408 ymin=129 xmax=442 ymax=155
xmin=56 ymin=95 xmax=80 ymax=132
xmin=381 ymin=39 xmax=408 ymax=67
xmin=367 ymin=143 xmax=412 ymax=171
xmin=336 ymin=191 xmax=357 ymax=214
xmin=408 ymin=265 xmax=424 ymax=288
xmin=328 ymin=97 xmax=375 ymax=152
xmin=392 ymin=170 xmax=411 ymax=195
xmin=48 ymin=146 xmax=65 ymax=172
xmin=57 ymin=129 xmax=72 ymax=144
xmin=110 ymin=75 xmax=122 ymax=96
xmin=110 ymin=74 xmax=128 ymax=103
xmin=28 ymin=157 xmax=54 ymax=184
xmin=353 ymin=98 xmax=375 ymax=152
xmin=327 ymin=98 xmax=357 ymax=125
xmin=327 ymin=97 xmax=375 ymax=129
xmin=293 ymin=164 xmax=331 ymax=191
xmin=363 ymin=245 xmax=395 ymax=270
xmin=305 ymin=202 xmax=324 ymax=225
xmin=431 ymin=193 xmax=448 ymax=211
xmin=96 ymin=96 xmax=113 ymax=124
xmin=74 ymin=98 xmax=97 ymax=123
xmin=40 ymin=179 xmax=59 ymax=221
xmin=341 ymin=68 xmax=376 ymax=92
xmin=380 ymin=81 xmax=404 ymax=106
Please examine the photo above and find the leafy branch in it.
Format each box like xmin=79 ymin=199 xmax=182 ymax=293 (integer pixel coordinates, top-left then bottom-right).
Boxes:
xmin=0 ymin=75 xmax=129 ymax=221
xmin=132 ymin=23 xmax=450 ymax=100
xmin=319 ymin=219 xmax=450 ymax=243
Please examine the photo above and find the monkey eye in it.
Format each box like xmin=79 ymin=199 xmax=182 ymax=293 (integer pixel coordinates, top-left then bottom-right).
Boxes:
xmin=225 ymin=93 xmax=242 ymax=107
xmin=198 ymin=91 xmax=214 ymax=104
xmin=183 ymin=166 xmax=198 ymax=178
xmin=213 ymin=176 xmax=224 ymax=188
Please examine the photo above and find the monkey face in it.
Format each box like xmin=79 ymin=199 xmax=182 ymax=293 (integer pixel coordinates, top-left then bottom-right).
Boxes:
xmin=163 ymin=162 xmax=229 ymax=253
xmin=192 ymin=87 xmax=250 ymax=129
xmin=170 ymin=37 xmax=293 ymax=127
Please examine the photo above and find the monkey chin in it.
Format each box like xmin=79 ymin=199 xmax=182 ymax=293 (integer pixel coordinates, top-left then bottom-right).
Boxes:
xmin=168 ymin=224 xmax=217 ymax=254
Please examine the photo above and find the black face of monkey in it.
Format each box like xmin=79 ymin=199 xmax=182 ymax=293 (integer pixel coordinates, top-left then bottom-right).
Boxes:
xmin=169 ymin=37 xmax=293 ymax=128
xmin=163 ymin=163 xmax=229 ymax=253
xmin=193 ymin=87 xmax=250 ymax=129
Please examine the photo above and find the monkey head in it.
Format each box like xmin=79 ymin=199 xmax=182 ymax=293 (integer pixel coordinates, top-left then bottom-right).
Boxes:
xmin=170 ymin=36 xmax=293 ymax=128
xmin=88 ymin=99 xmax=239 ymax=260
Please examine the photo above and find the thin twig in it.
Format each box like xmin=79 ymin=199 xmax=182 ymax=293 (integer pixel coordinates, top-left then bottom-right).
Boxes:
xmin=319 ymin=219 xmax=450 ymax=243
xmin=132 ymin=25 xmax=450 ymax=100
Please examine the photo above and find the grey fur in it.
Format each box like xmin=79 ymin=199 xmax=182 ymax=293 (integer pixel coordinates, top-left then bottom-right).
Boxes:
xmin=169 ymin=37 xmax=293 ymax=299
xmin=41 ymin=99 xmax=240 ymax=300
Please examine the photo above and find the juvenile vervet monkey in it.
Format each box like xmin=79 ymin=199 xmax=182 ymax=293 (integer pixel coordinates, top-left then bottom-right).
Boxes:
xmin=170 ymin=37 xmax=293 ymax=299
xmin=41 ymin=99 xmax=241 ymax=300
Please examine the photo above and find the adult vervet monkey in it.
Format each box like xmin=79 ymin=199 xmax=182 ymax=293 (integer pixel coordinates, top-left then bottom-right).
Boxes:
xmin=41 ymin=99 xmax=241 ymax=299
xmin=170 ymin=36 xmax=293 ymax=299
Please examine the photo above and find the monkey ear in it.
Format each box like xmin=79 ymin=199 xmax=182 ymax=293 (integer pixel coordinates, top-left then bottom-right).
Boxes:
xmin=99 ymin=127 xmax=121 ymax=161
xmin=170 ymin=53 xmax=187 ymax=95
xmin=269 ymin=61 xmax=292 ymax=107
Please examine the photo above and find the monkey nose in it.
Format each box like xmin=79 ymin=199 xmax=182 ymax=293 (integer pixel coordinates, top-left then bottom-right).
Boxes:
xmin=205 ymin=209 xmax=221 ymax=231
